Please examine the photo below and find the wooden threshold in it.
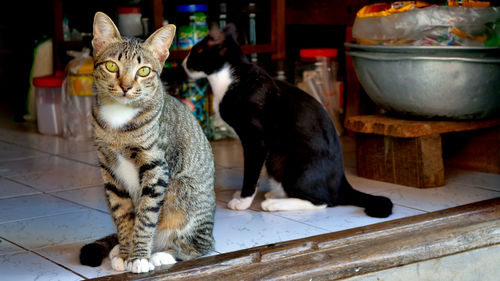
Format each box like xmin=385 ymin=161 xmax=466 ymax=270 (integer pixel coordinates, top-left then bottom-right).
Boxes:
xmin=91 ymin=198 xmax=500 ymax=281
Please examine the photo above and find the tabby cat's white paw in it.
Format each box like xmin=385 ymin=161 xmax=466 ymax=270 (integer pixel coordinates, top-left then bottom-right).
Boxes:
xmin=151 ymin=252 xmax=176 ymax=266
xmin=126 ymin=258 xmax=155 ymax=273
xmin=227 ymin=191 xmax=255 ymax=210
xmin=111 ymin=257 xmax=126 ymax=272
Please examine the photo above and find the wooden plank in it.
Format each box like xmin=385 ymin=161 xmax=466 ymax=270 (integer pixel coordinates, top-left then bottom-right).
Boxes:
xmin=89 ymin=198 xmax=500 ymax=281
xmin=356 ymin=133 xmax=445 ymax=188
xmin=345 ymin=115 xmax=500 ymax=138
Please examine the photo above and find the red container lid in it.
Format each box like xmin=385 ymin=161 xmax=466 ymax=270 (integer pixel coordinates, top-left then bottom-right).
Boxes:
xmin=300 ymin=48 xmax=338 ymax=59
xmin=117 ymin=7 xmax=141 ymax=14
xmin=54 ymin=70 xmax=65 ymax=77
xmin=33 ymin=75 xmax=64 ymax=88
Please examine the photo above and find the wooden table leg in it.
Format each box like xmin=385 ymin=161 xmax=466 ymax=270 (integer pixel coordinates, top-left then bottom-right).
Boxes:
xmin=355 ymin=133 xmax=445 ymax=188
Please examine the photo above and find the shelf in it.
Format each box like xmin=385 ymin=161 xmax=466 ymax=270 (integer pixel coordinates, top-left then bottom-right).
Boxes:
xmin=168 ymin=44 xmax=276 ymax=60
xmin=53 ymin=0 xmax=285 ymax=70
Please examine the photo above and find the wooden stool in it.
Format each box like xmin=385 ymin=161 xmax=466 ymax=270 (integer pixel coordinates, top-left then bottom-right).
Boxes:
xmin=345 ymin=115 xmax=500 ymax=188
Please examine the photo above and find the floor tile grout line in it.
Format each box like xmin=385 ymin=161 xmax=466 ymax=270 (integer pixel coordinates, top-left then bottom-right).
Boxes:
xmin=48 ymin=192 xmax=111 ymax=215
xmin=446 ymin=181 xmax=500 ymax=192
xmin=0 ymin=235 xmax=26 ymax=256
xmin=0 ymin=235 xmax=88 ymax=279
xmin=214 ymin=199 xmax=334 ymax=233
xmin=0 ymin=139 xmax=55 ymax=157
xmin=472 ymin=185 xmax=500 ymax=193
xmin=0 ymin=139 xmax=98 ymax=168
xmin=0 ymin=209 xmax=97 ymax=226
xmin=46 ymin=184 xmax=106 ymax=194
xmin=258 ymin=203 xmax=429 ymax=231
xmin=0 ymin=174 xmax=105 ymax=199
xmin=216 ymin=197 xmax=430 ymax=232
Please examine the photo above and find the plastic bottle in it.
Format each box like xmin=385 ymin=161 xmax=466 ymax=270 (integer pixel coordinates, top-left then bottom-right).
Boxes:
xmin=248 ymin=2 xmax=257 ymax=62
xmin=176 ymin=4 xmax=208 ymax=49
xmin=219 ymin=3 xmax=227 ymax=28
xmin=33 ymin=75 xmax=64 ymax=135
xmin=117 ymin=7 xmax=143 ymax=37
xmin=63 ymin=17 xmax=71 ymax=41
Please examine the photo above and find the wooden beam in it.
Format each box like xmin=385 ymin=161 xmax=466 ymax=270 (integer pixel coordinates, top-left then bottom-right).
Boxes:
xmin=168 ymin=44 xmax=277 ymax=61
xmin=151 ymin=0 xmax=164 ymax=30
xmin=270 ymin=0 xmax=286 ymax=60
xmin=52 ymin=0 xmax=63 ymax=71
xmin=90 ymin=198 xmax=500 ymax=280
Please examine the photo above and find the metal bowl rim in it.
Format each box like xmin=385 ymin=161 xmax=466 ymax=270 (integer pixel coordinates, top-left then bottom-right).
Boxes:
xmin=344 ymin=42 xmax=500 ymax=52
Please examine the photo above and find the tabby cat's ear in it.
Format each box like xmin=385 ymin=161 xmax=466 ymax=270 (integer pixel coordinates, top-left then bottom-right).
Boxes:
xmin=92 ymin=12 xmax=122 ymax=55
xmin=145 ymin=24 xmax=176 ymax=63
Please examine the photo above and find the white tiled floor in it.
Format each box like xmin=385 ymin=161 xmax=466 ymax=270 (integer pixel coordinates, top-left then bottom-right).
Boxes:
xmin=0 ymin=118 xmax=499 ymax=280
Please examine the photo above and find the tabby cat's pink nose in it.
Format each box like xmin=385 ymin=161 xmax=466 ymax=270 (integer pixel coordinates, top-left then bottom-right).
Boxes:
xmin=120 ymin=84 xmax=132 ymax=94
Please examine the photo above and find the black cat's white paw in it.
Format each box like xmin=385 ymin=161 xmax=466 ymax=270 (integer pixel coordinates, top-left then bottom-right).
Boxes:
xmin=227 ymin=191 xmax=255 ymax=210
xmin=261 ymin=198 xmax=327 ymax=211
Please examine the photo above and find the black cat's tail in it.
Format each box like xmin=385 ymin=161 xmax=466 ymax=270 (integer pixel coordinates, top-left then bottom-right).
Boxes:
xmin=338 ymin=176 xmax=393 ymax=218
xmin=79 ymin=234 xmax=118 ymax=267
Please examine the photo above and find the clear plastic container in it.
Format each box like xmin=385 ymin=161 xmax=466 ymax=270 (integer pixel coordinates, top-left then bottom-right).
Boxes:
xmin=62 ymin=48 xmax=95 ymax=140
xmin=33 ymin=75 xmax=64 ymax=135
xmin=295 ymin=48 xmax=343 ymax=135
xmin=117 ymin=7 xmax=143 ymax=37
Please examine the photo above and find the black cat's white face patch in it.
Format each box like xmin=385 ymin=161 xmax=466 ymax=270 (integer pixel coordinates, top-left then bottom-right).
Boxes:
xmin=182 ymin=55 xmax=208 ymax=79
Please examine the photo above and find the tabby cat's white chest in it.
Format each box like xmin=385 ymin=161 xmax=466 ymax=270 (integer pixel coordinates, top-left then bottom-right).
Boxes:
xmin=100 ymin=103 xmax=140 ymax=129
xmin=115 ymin=154 xmax=141 ymax=204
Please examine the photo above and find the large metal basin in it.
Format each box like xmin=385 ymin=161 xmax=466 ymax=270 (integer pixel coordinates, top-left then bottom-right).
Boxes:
xmin=346 ymin=43 xmax=500 ymax=120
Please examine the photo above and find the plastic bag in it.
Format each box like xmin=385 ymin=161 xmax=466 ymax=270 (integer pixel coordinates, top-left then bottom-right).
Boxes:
xmin=353 ymin=4 xmax=500 ymax=46
xmin=62 ymin=48 xmax=95 ymax=140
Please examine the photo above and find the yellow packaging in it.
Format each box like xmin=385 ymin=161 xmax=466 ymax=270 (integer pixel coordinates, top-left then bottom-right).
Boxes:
xmin=66 ymin=50 xmax=95 ymax=96
xmin=357 ymin=1 xmax=429 ymax=18
xmin=67 ymin=74 xmax=94 ymax=96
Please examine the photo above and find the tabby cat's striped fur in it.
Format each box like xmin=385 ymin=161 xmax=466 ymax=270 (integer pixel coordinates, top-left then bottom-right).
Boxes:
xmin=79 ymin=12 xmax=215 ymax=274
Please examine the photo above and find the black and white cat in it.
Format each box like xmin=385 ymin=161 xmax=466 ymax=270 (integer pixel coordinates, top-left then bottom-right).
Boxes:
xmin=183 ymin=25 xmax=393 ymax=217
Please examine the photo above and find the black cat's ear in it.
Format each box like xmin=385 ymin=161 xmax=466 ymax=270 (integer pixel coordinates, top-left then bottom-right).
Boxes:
xmin=92 ymin=12 xmax=122 ymax=55
xmin=145 ymin=24 xmax=176 ymax=63
xmin=208 ymin=24 xmax=225 ymax=46
xmin=223 ymin=23 xmax=238 ymax=43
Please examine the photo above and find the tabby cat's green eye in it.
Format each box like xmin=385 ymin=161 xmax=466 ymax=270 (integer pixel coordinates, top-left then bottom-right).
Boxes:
xmin=105 ymin=61 xmax=118 ymax=73
xmin=137 ymin=66 xmax=151 ymax=77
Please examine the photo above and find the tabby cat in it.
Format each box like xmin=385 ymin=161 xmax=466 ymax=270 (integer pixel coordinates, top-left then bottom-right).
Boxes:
xmin=79 ymin=12 xmax=216 ymax=274
xmin=183 ymin=25 xmax=392 ymax=217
